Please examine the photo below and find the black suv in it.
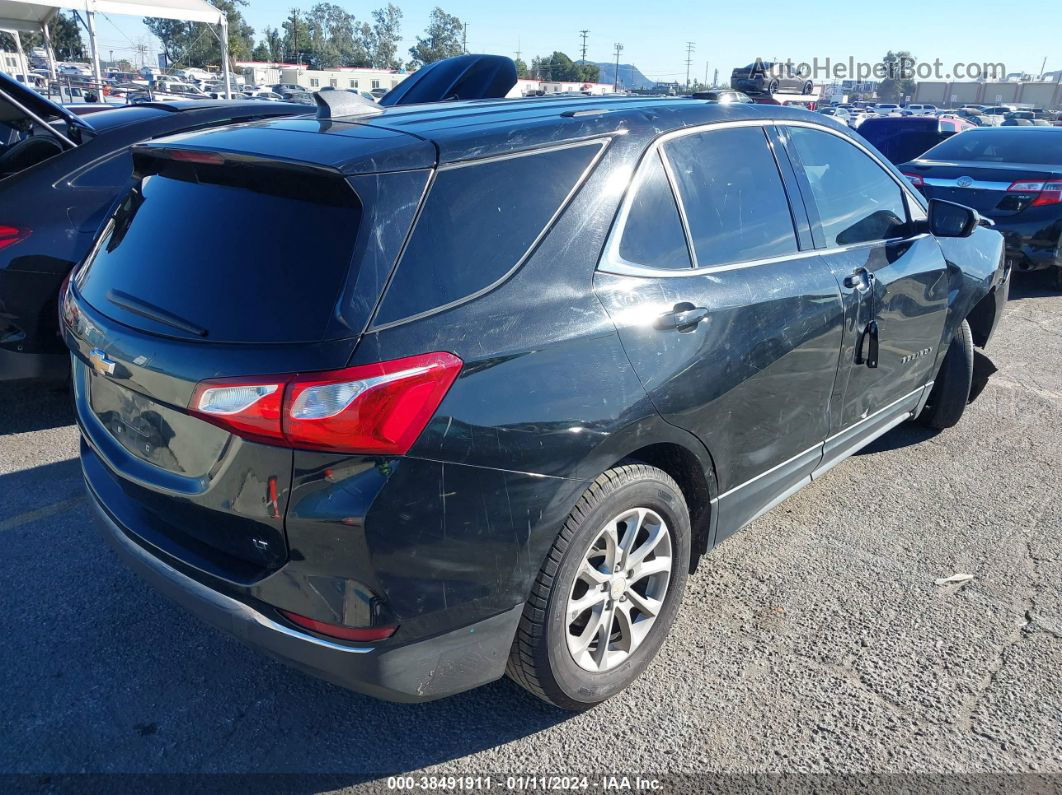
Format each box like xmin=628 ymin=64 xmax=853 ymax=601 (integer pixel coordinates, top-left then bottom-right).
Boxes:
xmin=64 ymin=97 xmax=1008 ymax=709
xmin=731 ymin=60 xmax=813 ymax=96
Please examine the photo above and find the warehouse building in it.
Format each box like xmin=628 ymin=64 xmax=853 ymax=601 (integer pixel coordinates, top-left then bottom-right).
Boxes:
xmin=237 ymin=61 xmax=407 ymax=93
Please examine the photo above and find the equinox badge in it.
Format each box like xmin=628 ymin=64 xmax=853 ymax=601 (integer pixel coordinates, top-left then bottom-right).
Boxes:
xmin=88 ymin=348 xmax=116 ymax=376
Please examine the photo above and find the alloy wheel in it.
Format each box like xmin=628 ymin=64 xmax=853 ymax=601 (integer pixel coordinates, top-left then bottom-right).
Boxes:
xmin=565 ymin=507 xmax=673 ymax=672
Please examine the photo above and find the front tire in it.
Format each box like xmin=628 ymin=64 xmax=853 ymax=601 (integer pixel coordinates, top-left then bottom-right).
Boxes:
xmin=506 ymin=464 xmax=691 ymax=710
xmin=918 ymin=319 xmax=974 ymax=430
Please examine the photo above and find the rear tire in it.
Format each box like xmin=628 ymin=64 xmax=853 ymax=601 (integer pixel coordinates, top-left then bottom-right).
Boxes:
xmin=506 ymin=464 xmax=690 ymax=710
xmin=918 ymin=319 xmax=974 ymax=430
xmin=802 ymin=81 xmax=813 ymax=95
xmin=767 ymin=80 xmax=779 ymax=95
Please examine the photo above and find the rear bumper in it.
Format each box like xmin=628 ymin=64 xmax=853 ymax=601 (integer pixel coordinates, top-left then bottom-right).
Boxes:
xmin=990 ymin=218 xmax=1062 ymax=271
xmin=88 ymin=481 xmax=523 ymax=702
xmin=0 ymin=347 xmax=68 ymax=383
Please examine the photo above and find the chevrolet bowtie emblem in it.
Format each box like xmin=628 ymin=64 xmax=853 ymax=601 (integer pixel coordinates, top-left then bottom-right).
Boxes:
xmin=89 ymin=348 xmax=116 ymax=376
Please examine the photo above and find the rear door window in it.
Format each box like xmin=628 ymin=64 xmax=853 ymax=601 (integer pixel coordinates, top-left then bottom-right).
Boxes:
xmin=374 ymin=142 xmax=603 ymax=326
xmin=77 ymin=158 xmax=362 ymax=343
xmin=616 ymin=151 xmax=692 ymax=269
xmin=663 ymin=127 xmax=798 ymax=267
xmin=785 ymin=126 xmax=909 ymax=247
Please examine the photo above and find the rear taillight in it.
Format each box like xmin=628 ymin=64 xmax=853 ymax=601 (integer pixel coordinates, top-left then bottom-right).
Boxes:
xmin=1033 ymin=181 xmax=1062 ymax=206
xmin=1007 ymin=180 xmax=1062 ymax=206
xmin=190 ymin=377 xmax=286 ymax=444
xmin=0 ymin=225 xmax=30 ymax=250
xmin=901 ymin=172 xmax=924 ymax=188
xmin=188 ymin=352 xmax=462 ymax=455
xmin=279 ymin=610 xmax=397 ymax=642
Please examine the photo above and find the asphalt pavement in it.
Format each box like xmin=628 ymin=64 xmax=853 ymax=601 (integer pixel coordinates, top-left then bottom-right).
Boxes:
xmin=0 ymin=271 xmax=1058 ymax=787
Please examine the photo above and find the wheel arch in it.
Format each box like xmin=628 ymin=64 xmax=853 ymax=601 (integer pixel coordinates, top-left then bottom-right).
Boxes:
xmin=570 ymin=417 xmax=720 ymax=572
xmin=966 ymin=285 xmax=1000 ymax=348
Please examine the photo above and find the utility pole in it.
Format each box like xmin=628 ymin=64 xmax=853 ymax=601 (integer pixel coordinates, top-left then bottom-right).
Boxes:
xmin=290 ymin=8 xmax=300 ymax=66
xmin=613 ymin=42 xmax=623 ymax=91
xmin=515 ymin=38 xmax=521 ymax=63
xmin=713 ymin=68 xmax=718 ymax=88
xmin=684 ymin=41 xmax=695 ymax=91
xmin=579 ymin=29 xmax=589 ymax=63
xmin=704 ymin=60 xmax=709 ymax=88
xmin=462 ymin=22 xmax=468 ymax=55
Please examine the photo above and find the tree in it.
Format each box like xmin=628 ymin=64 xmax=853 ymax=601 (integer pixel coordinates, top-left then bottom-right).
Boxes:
xmin=877 ymin=50 xmax=916 ymax=103
xmin=371 ymin=4 xmax=403 ymax=70
xmin=1 ymin=12 xmax=84 ymax=61
xmin=528 ymin=52 xmax=599 ymax=83
xmin=146 ymin=0 xmax=255 ymax=69
xmin=514 ymin=57 xmax=528 ymax=79
xmin=408 ymin=7 xmax=463 ymax=68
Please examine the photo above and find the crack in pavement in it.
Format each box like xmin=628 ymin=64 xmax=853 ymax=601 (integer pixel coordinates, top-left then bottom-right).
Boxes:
xmin=956 ymin=539 xmax=1055 ymax=754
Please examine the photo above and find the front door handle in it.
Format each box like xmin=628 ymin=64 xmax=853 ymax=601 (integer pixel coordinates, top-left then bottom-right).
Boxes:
xmin=656 ymin=303 xmax=709 ymax=331
xmin=844 ymin=267 xmax=874 ymax=290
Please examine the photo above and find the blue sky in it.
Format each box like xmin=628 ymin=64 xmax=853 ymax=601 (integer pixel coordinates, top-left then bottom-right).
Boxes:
xmin=93 ymin=0 xmax=1059 ymax=82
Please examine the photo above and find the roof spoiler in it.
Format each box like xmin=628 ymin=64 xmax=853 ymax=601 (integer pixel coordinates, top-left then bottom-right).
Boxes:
xmin=379 ymin=54 xmax=518 ymax=107
xmin=314 ymin=89 xmax=384 ymax=120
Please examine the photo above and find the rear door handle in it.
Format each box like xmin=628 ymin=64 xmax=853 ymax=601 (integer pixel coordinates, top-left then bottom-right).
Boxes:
xmin=656 ymin=304 xmax=709 ymax=331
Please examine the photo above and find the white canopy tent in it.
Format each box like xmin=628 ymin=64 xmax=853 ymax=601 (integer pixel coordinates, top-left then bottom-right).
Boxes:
xmin=0 ymin=0 xmax=232 ymax=97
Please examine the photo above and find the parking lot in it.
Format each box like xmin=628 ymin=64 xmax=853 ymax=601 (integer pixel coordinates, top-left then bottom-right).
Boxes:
xmin=0 ymin=271 xmax=1059 ymax=783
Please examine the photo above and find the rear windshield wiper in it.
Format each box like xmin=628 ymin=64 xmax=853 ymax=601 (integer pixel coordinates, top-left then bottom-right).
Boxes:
xmin=106 ymin=289 xmax=208 ymax=337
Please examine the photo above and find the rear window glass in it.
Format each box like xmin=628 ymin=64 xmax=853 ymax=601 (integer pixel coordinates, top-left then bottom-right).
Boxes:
xmin=919 ymin=130 xmax=1062 ymax=164
xmin=77 ymin=158 xmax=361 ymax=343
xmin=374 ymin=142 xmax=602 ymax=326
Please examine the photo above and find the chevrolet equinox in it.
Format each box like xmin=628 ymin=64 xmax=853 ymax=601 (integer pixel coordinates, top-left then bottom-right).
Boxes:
xmin=63 ymin=97 xmax=1008 ymax=709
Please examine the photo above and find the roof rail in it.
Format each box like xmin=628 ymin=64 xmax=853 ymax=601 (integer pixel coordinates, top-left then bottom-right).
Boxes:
xmin=314 ymin=89 xmax=384 ymax=120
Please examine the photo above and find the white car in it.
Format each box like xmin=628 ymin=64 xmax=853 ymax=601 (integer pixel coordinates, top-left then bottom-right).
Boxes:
xmin=906 ymin=104 xmax=938 ymax=115
xmin=874 ymin=103 xmax=901 ymax=115
xmin=245 ymin=89 xmax=284 ymax=101
xmin=819 ymin=106 xmax=851 ymax=121
xmin=155 ymin=82 xmax=209 ymax=98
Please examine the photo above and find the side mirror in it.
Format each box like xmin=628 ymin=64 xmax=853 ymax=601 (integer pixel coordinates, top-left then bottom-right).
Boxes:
xmin=928 ymin=198 xmax=980 ymax=238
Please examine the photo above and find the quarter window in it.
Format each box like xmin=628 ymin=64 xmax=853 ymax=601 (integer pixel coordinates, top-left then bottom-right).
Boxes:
xmin=786 ymin=127 xmax=909 ymax=247
xmin=663 ymin=127 xmax=798 ymax=267
xmin=375 ymin=143 xmax=602 ymax=326
xmin=617 ymin=151 xmax=692 ymax=269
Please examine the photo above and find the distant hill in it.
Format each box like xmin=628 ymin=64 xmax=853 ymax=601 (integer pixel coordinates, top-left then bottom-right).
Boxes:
xmin=586 ymin=61 xmax=655 ymax=90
